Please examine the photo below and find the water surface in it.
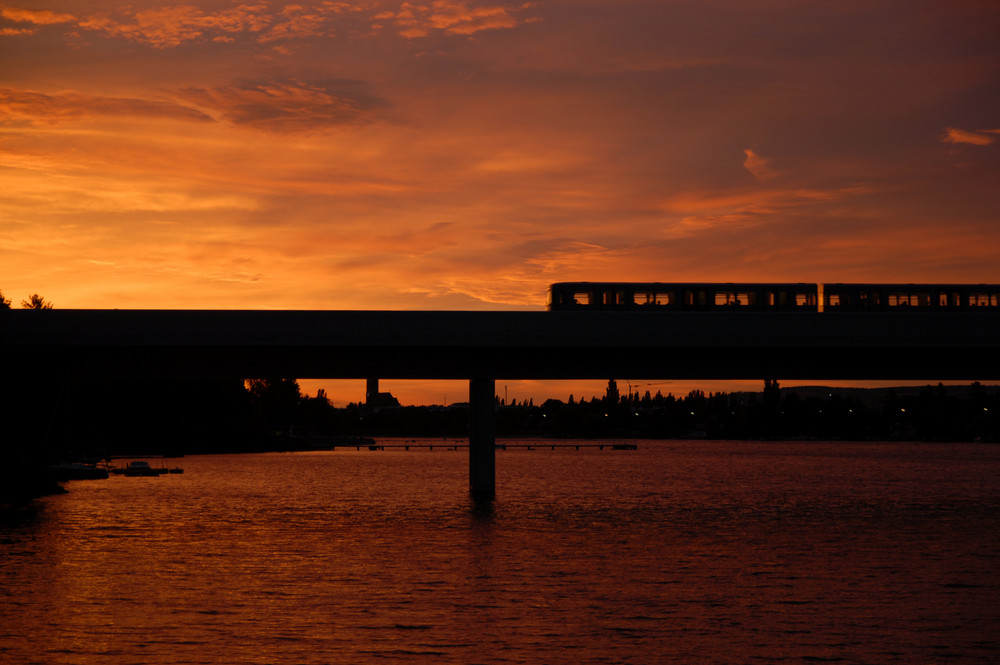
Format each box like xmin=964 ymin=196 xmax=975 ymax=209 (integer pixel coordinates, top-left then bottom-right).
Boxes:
xmin=2 ymin=440 xmax=998 ymax=663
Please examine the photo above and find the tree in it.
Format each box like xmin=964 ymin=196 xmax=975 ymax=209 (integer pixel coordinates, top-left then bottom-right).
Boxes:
xmin=21 ymin=294 xmax=53 ymax=309
xmin=0 ymin=289 xmax=10 ymax=309
xmin=604 ymin=378 xmax=620 ymax=405
xmin=245 ymin=378 xmax=302 ymax=435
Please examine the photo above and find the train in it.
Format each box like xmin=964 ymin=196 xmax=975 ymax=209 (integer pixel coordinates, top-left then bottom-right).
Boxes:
xmin=546 ymin=282 xmax=1000 ymax=312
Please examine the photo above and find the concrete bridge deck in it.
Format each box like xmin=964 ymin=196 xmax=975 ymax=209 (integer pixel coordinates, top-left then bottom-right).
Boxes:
xmin=5 ymin=308 xmax=998 ymax=499
xmin=3 ymin=309 xmax=999 ymax=380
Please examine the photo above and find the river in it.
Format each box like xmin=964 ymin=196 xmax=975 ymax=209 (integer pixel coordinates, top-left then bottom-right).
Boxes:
xmin=2 ymin=439 xmax=999 ymax=664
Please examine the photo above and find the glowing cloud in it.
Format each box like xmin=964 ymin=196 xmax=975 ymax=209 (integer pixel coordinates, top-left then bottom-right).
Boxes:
xmin=942 ymin=127 xmax=995 ymax=146
xmin=0 ymin=6 xmax=75 ymax=25
xmin=77 ymin=3 xmax=274 ymax=48
xmin=743 ymin=148 xmax=776 ymax=180
xmin=382 ymin=0 xmax=533 ymax=38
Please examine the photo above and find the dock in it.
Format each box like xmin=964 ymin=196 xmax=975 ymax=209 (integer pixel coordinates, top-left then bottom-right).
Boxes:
xmin=334 ymin=442 xmax=638 ymax=451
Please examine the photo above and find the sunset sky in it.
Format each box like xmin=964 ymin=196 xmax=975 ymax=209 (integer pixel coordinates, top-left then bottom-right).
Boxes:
xmin=3 ymin=1 xmax=999 ymax=405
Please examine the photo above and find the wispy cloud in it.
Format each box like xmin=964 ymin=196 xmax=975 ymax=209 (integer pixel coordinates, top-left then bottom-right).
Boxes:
xmin=255 ymin=4 xmax=330 ymax=43
xmin=377 ymin=1 xmax=536 ymax=39
xmin=180 ymin=79 xmax=389 ymax=132
xmin=77 ymin=3 xmax=273 ymax=48
xmin=742 ymin=148 xmax=777 ymax=180
xmin=1 ymin=2 xmax=533 ymax=48
xmin=941 ymin=126 xmax=996 ymax=146
xmin=0 ymin=87 xmax=214 ymax=124
xmin=0 ymin=6 xmax=75 ymax=25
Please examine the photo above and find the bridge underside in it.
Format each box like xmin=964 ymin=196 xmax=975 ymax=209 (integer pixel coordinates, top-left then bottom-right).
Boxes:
xmin=4 ymin=309 xmax=1000 ymax=380
xmin=4 ymin=343 xmax=995 ymax=381
xmin=5 ymin=309 xmax=998 ymax=499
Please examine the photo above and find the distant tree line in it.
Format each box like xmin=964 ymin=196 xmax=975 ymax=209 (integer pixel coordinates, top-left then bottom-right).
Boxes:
xmin=505 ymin=379 xmax=1000 ymax=442
xmin=0 ymin=290 xmax=53 ymax=309
xmin=5 ymin=373 xmax=1000 ymax=459
xmin=33 ymin=376 xmax=984 ymax=451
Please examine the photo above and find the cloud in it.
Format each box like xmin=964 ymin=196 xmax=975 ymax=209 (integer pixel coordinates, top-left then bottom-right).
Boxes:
xmin=0 ymin=6 xmax=75 ymax=25
xmin=77 ymin=3 xmax=274 ymax=48
xmin=381 ymin=1 xmax=535 ymax=39
xmin=3 ymin=2 xmax=534 ymax=48
xmin=0 ymin=87 xmax=215 ymax=124
xmin=256 ymin=4 xmax=330 ymax=43
xmin=180 ymin=80 xmax=389 ymax=132
xmin=941 ymin=127 xmax=996 ymax=146
xmin=742 ymin=148 xmax=777 ymax=180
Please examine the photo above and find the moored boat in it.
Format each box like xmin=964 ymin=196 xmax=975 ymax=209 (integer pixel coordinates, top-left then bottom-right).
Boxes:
xmin=118 ymin=461 xmax=168 ymax=477
xmin=47 ymin=463 xmax=110 ymax=482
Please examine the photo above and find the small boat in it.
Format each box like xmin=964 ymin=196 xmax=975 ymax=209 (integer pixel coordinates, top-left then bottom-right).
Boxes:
xmin=120 ymin=461 xmax=168 ymax=477
xmin=47 ymin=463 xmax=110 ymax=482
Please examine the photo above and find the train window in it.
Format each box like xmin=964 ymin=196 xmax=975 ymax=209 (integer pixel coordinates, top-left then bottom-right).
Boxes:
xmin=939 ymin=292 xmax=962 ymax=307
xmin=827 ymin=294 xmax=850 ymax=307
xmin=713 ymin=291 xmax=756 ymax=306
xmin=632 ymin=291 xmax=675 ymax=306
xmin=890 ymin=293 xmax=931 ymax=307
xmin=766 ymin=291 xmax=788 ymax=307
xmin=969 ymin=292 xmax=1000 ymax=307
xmin=571 ymin=291 xmax=593 ymax=306
xmin=795 ymin=293 xmax=817 ymax=307
xmin=604 ymin=291 xmax=625 ymax=306
xmin=684 ymin=290 xmax=708 ymax=306
xmin=859 ymin=291 xmax=882 ymax=308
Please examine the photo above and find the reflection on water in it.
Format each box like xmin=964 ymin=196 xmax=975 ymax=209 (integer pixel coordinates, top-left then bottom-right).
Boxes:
xmin=2 ymin=440 xmax=999 ymax=664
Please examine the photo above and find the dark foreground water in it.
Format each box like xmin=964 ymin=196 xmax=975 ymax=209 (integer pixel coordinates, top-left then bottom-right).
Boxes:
xmin=2 ymin=440 xmax=999 ymax=664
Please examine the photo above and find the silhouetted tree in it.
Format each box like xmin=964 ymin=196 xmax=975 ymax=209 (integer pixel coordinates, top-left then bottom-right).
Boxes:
xmin=21 ymin=294 xmax=53 ymax=309
xmin=0 ymin=289 xmax=10 ymax=309
xmin=604 ymin=379 xmax=620 ymax=405
xmin=245 ymin=378 xmax=302 ymax=436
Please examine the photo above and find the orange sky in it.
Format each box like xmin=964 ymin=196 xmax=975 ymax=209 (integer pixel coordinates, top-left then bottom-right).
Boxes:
xmin=2 ymin=1 xmax=999 ymax=405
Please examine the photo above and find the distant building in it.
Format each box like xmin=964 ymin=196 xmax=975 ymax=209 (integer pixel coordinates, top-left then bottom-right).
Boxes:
xmin=365 ymin=378 xmax=400 ymax=410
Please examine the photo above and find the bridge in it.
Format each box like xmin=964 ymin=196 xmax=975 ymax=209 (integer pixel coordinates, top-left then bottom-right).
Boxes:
xmin=4 ymin=308 xmax=1000 ymax=497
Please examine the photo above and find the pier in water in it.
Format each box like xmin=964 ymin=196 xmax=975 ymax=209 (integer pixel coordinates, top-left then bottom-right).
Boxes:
xmin=2 ymin=439 xmax=999 ymax=663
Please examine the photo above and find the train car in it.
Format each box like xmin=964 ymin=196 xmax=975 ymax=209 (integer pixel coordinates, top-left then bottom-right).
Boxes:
xmin=822 ymin=284 xmax=1000 ymax=311
xmin=546 ymin=282 xmax=1000 ymax=312
xmin=547 ymin=282 xmax=818 ymax=312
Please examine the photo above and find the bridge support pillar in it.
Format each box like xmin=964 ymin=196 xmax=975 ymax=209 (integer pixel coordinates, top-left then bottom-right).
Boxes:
xmin=469 ymin=377 xmax=496 ymax=500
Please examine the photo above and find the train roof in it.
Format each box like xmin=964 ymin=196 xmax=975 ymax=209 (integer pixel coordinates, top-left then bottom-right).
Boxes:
xmin=549 ymin=282 xmax=1000 ymax=289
